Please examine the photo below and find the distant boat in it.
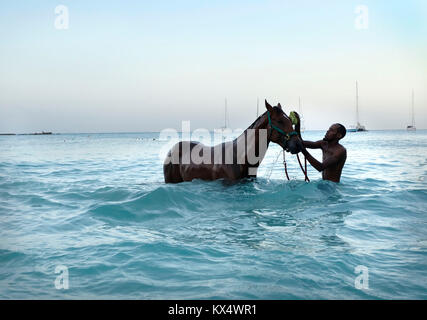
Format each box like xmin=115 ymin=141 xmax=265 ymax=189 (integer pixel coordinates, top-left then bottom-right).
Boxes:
xmin=349 ymin=81 xmax=367 ymax=132
xmin=407 ymin=89 xmax=416 ymax=131
xmin=222 ymin=98 xmax=228 ymax=129
xmin=256 ymin=97 xmax=259 ymax=117
xmin=33 ymin=131 xmax=52 ymax=135
xmin=298 ymin=96 xmax=306 ymax=133
xmin=214 ymin=98 xmax=230 ymax=140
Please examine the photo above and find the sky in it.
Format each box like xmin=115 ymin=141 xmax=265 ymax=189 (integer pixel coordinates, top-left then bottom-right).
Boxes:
xmin=0 ymin=0 xmax=426 ymax=133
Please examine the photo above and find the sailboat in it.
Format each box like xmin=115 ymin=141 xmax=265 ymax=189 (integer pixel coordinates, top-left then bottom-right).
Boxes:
xmin=348 ymin=81 xmax=367 ymax=132
xmin=298 ymin=96 xmax=306 ymax=133
xmin=407 ymin=89 xmax=416 ymax=131
xmin=216 ymin=98 xmax=230 ymax=140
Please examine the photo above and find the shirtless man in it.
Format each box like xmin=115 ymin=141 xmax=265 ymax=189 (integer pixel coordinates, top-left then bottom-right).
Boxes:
xmin=297 ymin=124 xmax=347 ymax=183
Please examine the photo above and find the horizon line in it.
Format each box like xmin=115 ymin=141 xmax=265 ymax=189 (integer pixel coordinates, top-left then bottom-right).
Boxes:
xmin=1 ymin=128 xmax=426 ymax=135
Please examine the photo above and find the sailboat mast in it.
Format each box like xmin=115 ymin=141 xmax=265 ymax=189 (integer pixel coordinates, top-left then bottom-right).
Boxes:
xmin=298 ymin=96 xmax=302 ymax=113
xmin=257 ymin=97 xmax=259 ymax=117
xmin=225 ymin=98 xmax=227 ymax=128
xmin=356 ymin=81 xmax=359 ymax=125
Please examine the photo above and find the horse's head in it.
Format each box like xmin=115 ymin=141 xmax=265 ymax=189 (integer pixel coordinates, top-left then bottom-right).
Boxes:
xmin=265 ymin=100 xmax=301 ymax=154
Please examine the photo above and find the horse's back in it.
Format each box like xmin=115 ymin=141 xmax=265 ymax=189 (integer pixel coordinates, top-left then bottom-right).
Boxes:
xmin=164 ymin=140 xmax=241 ymax=183
xmin=163 ymin=141 xmax=204 ymax=183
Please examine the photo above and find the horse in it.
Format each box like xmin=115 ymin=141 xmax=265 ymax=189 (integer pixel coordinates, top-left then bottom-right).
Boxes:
xmin=163 ymin=100 xmax=302 ymax=183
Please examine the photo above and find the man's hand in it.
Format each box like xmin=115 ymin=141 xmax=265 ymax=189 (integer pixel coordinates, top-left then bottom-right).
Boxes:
xmin=295 ymin=138 xmax=305 ymax=152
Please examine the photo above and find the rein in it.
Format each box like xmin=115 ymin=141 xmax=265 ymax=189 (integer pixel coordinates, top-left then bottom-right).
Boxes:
xmin=296 ymin=154 xmax=310 ymax=182
xmin=267 ymin=110 xmax=310 ymax=182
xmin=282 ymin=150 xmax=310 ymax=182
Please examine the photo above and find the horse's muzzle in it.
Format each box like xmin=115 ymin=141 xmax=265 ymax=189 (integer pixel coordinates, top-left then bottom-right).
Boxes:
xmin=287 ymin=137 xmax=301 ymax=154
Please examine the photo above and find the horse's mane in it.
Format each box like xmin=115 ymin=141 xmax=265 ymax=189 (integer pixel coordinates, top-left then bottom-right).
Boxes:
xmin=247 ymin=111 xmax=266 ymax=130
xmin=247 ymin=107 xmax=285 ymax=130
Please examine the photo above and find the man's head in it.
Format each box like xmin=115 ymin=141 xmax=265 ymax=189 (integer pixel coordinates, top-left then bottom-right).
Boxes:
xmin=323 ymin=123 xmax=346 ymax=142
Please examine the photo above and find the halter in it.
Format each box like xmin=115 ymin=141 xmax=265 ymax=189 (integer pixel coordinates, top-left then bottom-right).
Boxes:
xmin=267 ymin=111 xmax=299 ymax=148
xmin=267 ymin=110 xmax=310 ymax=182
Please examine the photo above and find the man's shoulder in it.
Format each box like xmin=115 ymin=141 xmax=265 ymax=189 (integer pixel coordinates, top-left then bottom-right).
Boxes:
xmin=336 ymin=144 xmax=347 ymax=157
xmin=337 ymin=143 xmax=346 ymax=150
xmin=319 ymin=140 xmax=328 ymax=149
xmin=326 ymin=142 xmax=346 ymax=154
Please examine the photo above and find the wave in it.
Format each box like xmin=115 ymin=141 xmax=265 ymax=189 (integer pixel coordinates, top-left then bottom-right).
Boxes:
xmin=82 ymin=179 xmax=346 ymax=225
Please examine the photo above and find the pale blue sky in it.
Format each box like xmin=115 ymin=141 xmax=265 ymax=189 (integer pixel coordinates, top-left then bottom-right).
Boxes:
xmin=0 ymin=0 xmax=426 ymax=132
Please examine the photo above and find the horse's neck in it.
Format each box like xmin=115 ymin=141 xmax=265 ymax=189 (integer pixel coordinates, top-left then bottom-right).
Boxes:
xmin=235 ymin=113 xmax=270 ymax=166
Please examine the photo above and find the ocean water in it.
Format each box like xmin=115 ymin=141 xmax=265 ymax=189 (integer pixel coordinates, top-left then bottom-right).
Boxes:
xmin=0 ymin=130 xmax=426 ymax=299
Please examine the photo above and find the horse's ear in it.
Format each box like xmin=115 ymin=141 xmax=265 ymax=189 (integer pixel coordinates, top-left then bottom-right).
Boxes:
xmin=265 ymin=99 xmax=273 ymax=113
xmin=277 ymin=103 xmax=282 ymax=110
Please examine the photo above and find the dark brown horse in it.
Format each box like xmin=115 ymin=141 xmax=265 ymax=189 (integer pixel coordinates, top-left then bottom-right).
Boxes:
xmin=163 ymin=100 xmax=301 ymax=183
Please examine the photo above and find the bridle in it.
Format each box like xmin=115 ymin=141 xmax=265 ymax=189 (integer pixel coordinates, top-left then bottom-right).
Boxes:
xmin=267 ymin=111 xmax=298 ymax=151
xmin=267 ymin=110 xmax=310 ymax=182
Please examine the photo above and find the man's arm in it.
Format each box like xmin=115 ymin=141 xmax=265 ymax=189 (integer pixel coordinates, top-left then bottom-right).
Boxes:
xmin=302 ymin=140 xmax=324 ymax=149
xmin=299 ymin=145 xmax=345 ymax=172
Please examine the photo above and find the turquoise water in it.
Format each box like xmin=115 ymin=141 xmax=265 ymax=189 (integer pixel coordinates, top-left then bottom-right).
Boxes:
xmin=0 ymin=130 xmax=426 ymax=299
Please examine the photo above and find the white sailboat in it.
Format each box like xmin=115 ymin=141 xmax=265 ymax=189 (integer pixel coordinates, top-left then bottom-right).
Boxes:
xmin=348 ymin=81 xmax=367 ymax=132
xmin=298 ymin=96 xmax=306 ymax=133
xmin=221 ymin=98 xmax=228 ymax=130
xmin=256 ymin=97 xmax=259 ymax=118
xmin=215 ymin=98 xmax=230 ymax=140
xmin=407 ymin=89 xmax=416 ymax=131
